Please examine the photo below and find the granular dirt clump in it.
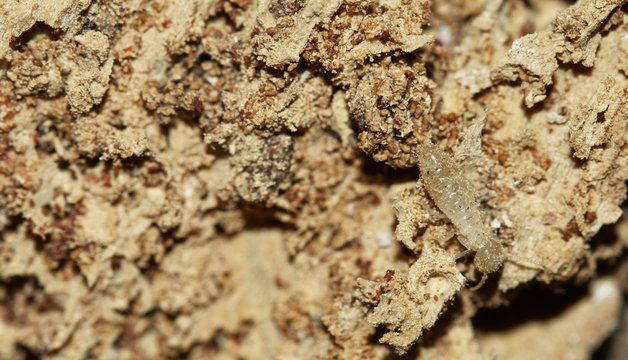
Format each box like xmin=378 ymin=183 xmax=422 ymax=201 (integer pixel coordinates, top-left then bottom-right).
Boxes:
xmin=1 ymin=0 xmax=628 ymax=358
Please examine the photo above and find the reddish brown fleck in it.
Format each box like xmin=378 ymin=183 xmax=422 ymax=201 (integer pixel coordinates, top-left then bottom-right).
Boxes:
xmin=356 ymin=258 xmax=371 ymax=276
xmin=497 ymin=152 xmax=509 ymax=165
xmin=351 ymin=34 xmax=364 ymax=45
xmin=381 ymin=30 xmax=391 ymax=39
xmin=37 ymin=297 xmax=53 ymax=311
xmin=584 ymin=211 xmax=597 ymax=223
xmin=146 ymin=163 xmax=163 ymax=173
xmin=433 ymin=295 xmax=439 ymax=301
xmin=161 ymin=19 xmax=172 ymax=28
xmin=384 ymin=269 xmax=395 ymax=281
xmin=266 ymin=27 xmax=277 ymax=36
xmin=441 ymin=112 xmax=456 ymax=122
xmin=563 ymin=219 xmax=580 ymax=241
xmin=365 ymin=192 xmax=381 ymax=205
xmin=192 ymin=96 xmax=203 ymax=112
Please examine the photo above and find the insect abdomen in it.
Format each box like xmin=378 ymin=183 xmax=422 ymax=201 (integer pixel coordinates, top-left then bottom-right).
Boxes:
xmin=417 ymin=143 xmax=486 ymax=251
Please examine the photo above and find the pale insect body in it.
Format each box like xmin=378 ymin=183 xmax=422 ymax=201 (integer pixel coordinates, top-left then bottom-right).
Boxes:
xmin=417 ymin=142 xmax=505 ymax=274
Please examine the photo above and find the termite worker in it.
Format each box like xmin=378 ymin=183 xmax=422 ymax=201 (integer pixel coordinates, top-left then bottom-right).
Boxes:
xmin=416 ymin=142 xmax=505 ymax=274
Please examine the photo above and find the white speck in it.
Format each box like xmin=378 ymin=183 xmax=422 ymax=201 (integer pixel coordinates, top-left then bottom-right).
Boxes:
xmin=593 ymin=280 xmax=617 ymax=303
xmin=423 ymin=94 xmax=432 ymax=114
xmin=14 ymin=175 xmax=26 ymax=185
xmin=346 ymin=203 xmax=355 ymax=215
xmin=439 ymin=25 xmax=451 ymax=45
xmin=233 ymin=36 xmax=239 ymax=43
xmin=207 ymin=76 xmax=218 ymax=86
xmin=502 ymin=214 xmax=512 ymax=227
xmin=546 ymin=111 xmax=566 ymax=124
xmin=490 ymin=218 xmax=501 ymax=228
xmin=296 ymin=330 xmax=306 ymax=340
xmin=377 ymin=232 xmax=393 ymax=247
xmin=184 ymin=186 xmax=195 ymax=198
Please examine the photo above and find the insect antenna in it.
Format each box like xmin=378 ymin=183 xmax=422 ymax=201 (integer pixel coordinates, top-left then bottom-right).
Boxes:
xmin=455 ymin=249 xmax=473 ymax=260
xmin=505 ymin=255 xmax=546 ymax=272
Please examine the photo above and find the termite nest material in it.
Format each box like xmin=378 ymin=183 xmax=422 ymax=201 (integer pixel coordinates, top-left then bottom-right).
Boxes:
xmin=1 ymin=0 xmax=627 ymax=358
